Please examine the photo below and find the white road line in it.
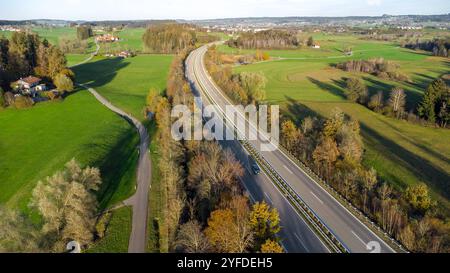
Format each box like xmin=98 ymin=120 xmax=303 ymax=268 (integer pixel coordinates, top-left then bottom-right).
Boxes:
xmin=283 ymin=165 xmax=294 ymax=174
xmin=310 ymin=191 xmax=324 ymax=204
xmin=351 ymin=230 xmax=366 ymax=246
xmin=294 ymin=232 xmax=310 ymax=252
xmin=264 ymin=192 xmax=273 ymax=205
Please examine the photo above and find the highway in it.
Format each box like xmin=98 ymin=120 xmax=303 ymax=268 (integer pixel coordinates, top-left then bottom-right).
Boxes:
xmin=185 ymin=44 xmax=396 ymax=253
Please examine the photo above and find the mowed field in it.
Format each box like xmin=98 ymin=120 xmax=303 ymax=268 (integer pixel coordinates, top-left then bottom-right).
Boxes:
xmin=97 ymin=27 xmax=146 ymax=54
xmin=0 ymin=89 xmax=139 ymax=212
xmin=73 ymin=54 xmax=173 ymax=120
xmin=229 ymin=34 xmax=450 ymax=212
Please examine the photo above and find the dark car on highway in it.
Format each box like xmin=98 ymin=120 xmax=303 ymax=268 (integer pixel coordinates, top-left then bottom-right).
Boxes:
xmin=251 ymin=163 xmax=261 ymax=175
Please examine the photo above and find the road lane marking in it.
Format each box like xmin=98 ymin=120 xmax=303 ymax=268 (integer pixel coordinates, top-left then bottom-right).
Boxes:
xmin=310 ymin=191 xmax=324 ymax=204
xmin=351 ymin=230 xmax=366 ymax=246
xmin=283 ymin=165 xmax=294 ymax=174
xmin=264 ymin=192 xmax=273 ymax=205
xmin=294 ymin=232 xmax=310 ymax=252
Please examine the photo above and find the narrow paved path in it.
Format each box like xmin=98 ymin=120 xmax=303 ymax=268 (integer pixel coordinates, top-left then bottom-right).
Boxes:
xmin=74 ymin=46 xmax=152 ymax=253
xmin=79 ymin=84 xmax=152 ymax=253
xmin=70 ymin=41 xmax=100 ymax=68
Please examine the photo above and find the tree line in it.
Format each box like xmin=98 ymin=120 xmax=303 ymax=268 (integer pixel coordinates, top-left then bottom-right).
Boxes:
xmin=0 ymin=31 xmax=74 ymax=109
xmin=404 ymin=38 xmax=450 ymax=58
xmin=280 ymin=109 xmax=449 ymax=252
xmin=227 ymin=30 xmax=300 ymax=50
xmin=76 ymin=26 xmax=93 ymax=41
xmin=342 ymin=76 xmax=449 ymax=128
xmin=205 ymin=45 xmax=267 ymax=105
xmin=142 ymin=24 xmax=197 ymax=54
xmin=336 ymin=58 xmax=410 ymax=82
xmin=145 ymin=48 xmax=283 ymax=253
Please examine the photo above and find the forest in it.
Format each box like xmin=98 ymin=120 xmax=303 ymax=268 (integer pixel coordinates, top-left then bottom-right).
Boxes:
xmin=142 ymin=24 xmax=197 ymax=54
xmin=227 ymin=30 xmax=300 ymax=50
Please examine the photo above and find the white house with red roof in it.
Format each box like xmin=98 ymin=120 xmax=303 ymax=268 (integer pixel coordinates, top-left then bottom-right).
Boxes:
xmin=14 ymin=76 xmax=47 ymax=96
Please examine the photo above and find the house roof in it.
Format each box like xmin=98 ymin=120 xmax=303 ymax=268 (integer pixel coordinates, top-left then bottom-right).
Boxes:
xmin=20 ymin=76 xmax=41 ymax=85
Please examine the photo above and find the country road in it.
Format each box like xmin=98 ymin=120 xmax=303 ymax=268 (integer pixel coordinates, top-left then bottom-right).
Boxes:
xmin=186 ymin=44 xmax=398 ymax=253
xmin=74 ymin=47 xmax=151 ymax=253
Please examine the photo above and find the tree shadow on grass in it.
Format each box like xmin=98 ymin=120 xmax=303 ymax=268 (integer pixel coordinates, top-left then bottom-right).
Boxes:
xmin=83 ymin=125 xmax=140 ymax=211
xmin=307 ymin=77 xmax=347 ymax=100
xmin=72 ymin=57 xmax=130 ymax=89
xmin=362 ymin=77 xmax=422 ymax=111
xmin=360 ymin=122 xmax=450 ymax=199
xmin=283 ymin=96 xmax=324 ymax=126
xmin=373 ymin=116 xmax=450 ymax=164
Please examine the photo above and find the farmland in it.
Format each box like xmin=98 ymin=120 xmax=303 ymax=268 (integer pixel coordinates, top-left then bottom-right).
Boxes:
xmin=72 ymin=54 xmax=173 ymax=120
xmin=0 ymin=88 xmax=139 ymax=212
xmin=228 ymin=34 xmax=450 ymax=212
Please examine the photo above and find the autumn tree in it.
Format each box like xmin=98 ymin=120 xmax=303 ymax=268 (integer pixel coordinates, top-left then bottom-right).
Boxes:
xmin=404 ymin=183 xmax=434 ymax=214
xmin=281 ymin=120 xmax=302 ymax=152
xmin=176 ymin=220 xmax=210 ymax=253
xmin=388 ymin=87 xmax=406 ymax=119
xmin=54 ymin=73 xmax=74 ymax=92
xmin=29 ymin=159 xmax=102 ymax=252
xmin=313 ymin=137 xmax=339 ymax=180
xmin=345 ymin=77 xmax=368 ymax=104
xmin=368 ymin=91 xmax=384 ymax=112
xmin=205 ymin=209 xmax=244 ymax=253
xmin=249 ymin=202 xmax=280 ymax=249
xmin=239 ymin=72 xmax=267 ymax=104
xmin=260 ymin=239 xmax=284 ymax=253
xmin=76 ymin=26 xmax=93 ymax=41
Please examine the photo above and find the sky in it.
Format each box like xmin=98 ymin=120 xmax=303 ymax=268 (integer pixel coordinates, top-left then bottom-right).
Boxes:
xmin=0 ymin=0 xmax=449 ymax=21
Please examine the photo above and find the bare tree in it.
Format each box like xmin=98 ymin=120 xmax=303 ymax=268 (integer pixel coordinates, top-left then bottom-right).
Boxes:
xmin=388 ymin=87 xmax=406 ymax=119
xmin=176 ymin=221 xmax=210 ymax=253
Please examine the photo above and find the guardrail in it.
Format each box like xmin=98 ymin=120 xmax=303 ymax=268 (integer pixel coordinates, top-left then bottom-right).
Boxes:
xmin=274 ymin=144 xmax=407 ymax=252
xmin=191 ymin=45 xmax=407 ymax=253
xmin=189 ymin=53 xmax=349 ymax=253
xmin=240 ymin=139 xmax=349 ymax=253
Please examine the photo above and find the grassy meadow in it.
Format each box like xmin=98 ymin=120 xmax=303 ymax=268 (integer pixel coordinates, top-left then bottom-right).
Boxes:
xmin=72 ymin=54 xmax=173 ymax=120
xmin=97 ymin=27 xmax=146 ymax=54
xmin=87 ymin=206 xmax=133 ymax=253
xmin=0 ymin=89 xmax=139 ymax=212
xmin=227 ymin=34 xmax=450 ymax=212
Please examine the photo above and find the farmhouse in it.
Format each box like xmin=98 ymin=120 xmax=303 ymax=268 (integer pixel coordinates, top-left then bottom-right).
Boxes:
xmin=13 ymin=76 xmax=47 ymax=97
xmin=95 ymin=34 xmax=120 ymax=43
xmin=118 ymin=50 xmax=132 ymax=58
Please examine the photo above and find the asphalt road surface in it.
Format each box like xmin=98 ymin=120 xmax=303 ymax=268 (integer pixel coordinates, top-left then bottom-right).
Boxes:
xmin=185 ymin=44 xmax=396 ymax=253
xmin=79 ymin=84 xmax=151 ymax=253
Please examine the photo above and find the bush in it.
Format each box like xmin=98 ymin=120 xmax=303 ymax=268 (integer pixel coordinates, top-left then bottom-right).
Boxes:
xmin=54 ymin=73 xmax=74 ymax=93
xmin=95 ymin=212 xmax=112 ymax=239
xmin=13 ymin=95 xmax=34 ymax=109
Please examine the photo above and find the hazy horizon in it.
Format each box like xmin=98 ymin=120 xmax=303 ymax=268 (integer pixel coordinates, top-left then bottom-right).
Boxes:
xmin=0 ymin=0 xmax=449 ymax=21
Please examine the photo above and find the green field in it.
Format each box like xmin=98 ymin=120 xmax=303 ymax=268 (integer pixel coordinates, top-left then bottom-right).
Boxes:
xmin=97 ymin=27 xmax=146 ymax=54
xmin=228 ymin=36 xmax=450 ymax=212
xmin=88 ymin=206 xmax=132 ymax=253
xmin=0 ymin=89 xmax=139 ymax=212
xmin=72 ymin=54 xmax=173 ymax=120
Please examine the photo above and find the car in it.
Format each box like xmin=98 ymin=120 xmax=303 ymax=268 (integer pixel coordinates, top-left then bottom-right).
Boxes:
xmin=251 ymin=163 xmax=261 ymax=175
